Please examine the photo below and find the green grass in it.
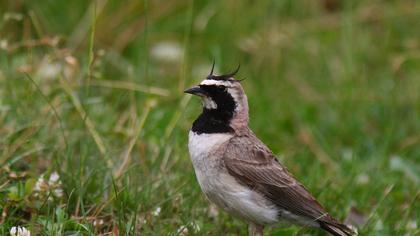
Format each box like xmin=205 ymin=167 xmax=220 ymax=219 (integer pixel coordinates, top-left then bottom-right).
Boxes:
xmin=1 ymin=0 xmax=419 ymax=235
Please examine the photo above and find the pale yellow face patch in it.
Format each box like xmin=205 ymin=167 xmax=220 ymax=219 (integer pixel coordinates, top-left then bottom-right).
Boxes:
xmin=202 ymin=96 xmax=217 ymax=109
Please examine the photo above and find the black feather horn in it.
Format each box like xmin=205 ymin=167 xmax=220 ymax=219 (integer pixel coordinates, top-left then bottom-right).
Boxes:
xmin=207 ymin=63 xmax=240 ymax=81
xmin=210 ymin=59 xmax=215 ymax=76
xmin=224 ymin=63 xmax=240 ymax=78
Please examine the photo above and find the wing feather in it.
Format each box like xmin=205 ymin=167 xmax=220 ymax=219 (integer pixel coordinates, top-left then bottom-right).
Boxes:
xmin=223 ymin=135 xmax=329 ymax=222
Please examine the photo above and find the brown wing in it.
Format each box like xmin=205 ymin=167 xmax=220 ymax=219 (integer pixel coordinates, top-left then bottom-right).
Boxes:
xmin=223 ymin=135 xmax=329 ymax=222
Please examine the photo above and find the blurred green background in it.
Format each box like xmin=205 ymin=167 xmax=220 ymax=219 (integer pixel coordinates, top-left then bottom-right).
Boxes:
xmin=0 ymin=0 xmax=419 ymax=235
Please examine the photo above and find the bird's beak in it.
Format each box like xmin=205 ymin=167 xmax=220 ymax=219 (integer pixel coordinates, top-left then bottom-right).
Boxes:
xmin=184 ymin=86 xmax=206 ymax=96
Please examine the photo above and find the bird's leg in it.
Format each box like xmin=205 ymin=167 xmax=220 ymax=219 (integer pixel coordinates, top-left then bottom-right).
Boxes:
xmin=248 ymin=223 xmax=264 ymax=236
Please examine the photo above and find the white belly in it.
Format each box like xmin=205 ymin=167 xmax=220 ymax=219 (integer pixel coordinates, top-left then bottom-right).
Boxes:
xmin=188 ymin=131 xmax=278 ymax=225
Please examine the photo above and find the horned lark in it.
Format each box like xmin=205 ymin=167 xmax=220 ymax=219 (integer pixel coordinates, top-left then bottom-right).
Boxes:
xmin=185 ymin=64 xmax=355 ymax=236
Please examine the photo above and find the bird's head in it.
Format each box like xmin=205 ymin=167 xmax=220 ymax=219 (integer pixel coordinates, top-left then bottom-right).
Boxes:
xmin=184 ymin=63 xmax=249 ymax=132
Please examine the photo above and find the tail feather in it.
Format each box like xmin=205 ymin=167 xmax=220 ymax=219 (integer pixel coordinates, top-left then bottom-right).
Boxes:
xmin=319 ymin=220 xmax=357 ymax=236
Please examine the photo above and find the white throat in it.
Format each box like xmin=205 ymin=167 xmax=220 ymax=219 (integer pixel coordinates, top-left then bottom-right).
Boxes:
xmin=188 ymin=131 xmax=233 ymax=162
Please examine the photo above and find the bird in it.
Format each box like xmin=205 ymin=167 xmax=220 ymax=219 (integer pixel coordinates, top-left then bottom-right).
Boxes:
xmin=184 ymin=63 xmax=356 ymax=236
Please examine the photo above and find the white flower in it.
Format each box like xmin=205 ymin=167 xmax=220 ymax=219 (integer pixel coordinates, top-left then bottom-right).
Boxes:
xmin=53 ymin=188 xmax=64 ymax=198
xmin=190 ymin=221 xmax=200 ymax=232
xmin=48 ymin=172 xmax=60 ymax=184
xmin=34 ymin=174 xmax=46 ymax=192
xmin=152 ymin=206 xmax=161 ymax=216
xmin=33 ymin=172 xmax=64 ymax=199
xmin=93 ymin=219 xmax=104 ymax=227
xmin=10 ymin=226 xmax=31 ymax=236
xmin=176 ymin=225 xmax=188 ymax=235
xmin=176 ymin=222 xmax=200 ymax=235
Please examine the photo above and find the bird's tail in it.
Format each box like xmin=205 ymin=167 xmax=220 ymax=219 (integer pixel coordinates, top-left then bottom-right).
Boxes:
xmin=319 ymin=219 xmax=357 ymax=236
